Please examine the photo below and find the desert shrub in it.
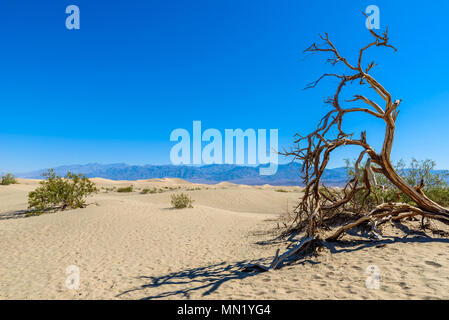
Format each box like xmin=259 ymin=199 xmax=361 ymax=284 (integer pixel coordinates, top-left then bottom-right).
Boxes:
xmin=102 ymin=187 xmax=116 ymax=193
xmin=170 ymin=193 xmax=194 ymax=209
xmin=275 ymin=189 xmax=288 ymax=193
xmin=1 ymin=173 xmax=18 ymax=185
xmin=141 ymin=187 xmax=164 ymax=194
xmin=344 ymin=158 xmax=449 ymax=208
xmin=28 ymin=169 xmax=97 ymax=215
xmin=164 ymin=186 xmax=181 ymax=190
xmin=319 ymin=186 xmax=340 ymax=200
xmin=117 ymin=186 xmax=133 ymax=193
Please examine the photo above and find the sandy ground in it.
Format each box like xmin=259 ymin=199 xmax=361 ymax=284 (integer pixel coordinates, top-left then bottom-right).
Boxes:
xmin=0 ymin=178 xmax=449 ymax=300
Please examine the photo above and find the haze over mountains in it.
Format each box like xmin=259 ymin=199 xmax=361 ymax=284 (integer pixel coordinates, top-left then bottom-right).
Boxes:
xmin=16 ymin=163 xmax=349 ymax=186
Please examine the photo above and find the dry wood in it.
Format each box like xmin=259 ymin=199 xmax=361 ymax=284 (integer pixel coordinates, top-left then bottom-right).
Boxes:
xmin=242 ymin=237 xmax=315 ymax=272
xmin=243 ymin=17 xmax=449 ymax=272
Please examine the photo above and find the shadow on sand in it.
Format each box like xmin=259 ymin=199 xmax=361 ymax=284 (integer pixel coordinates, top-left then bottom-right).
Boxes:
xmin=116 ymin=257 xmax=319 ymax=300
xmin=0 ymin=209 xmax=30 ymax=220
xmin=117 ymin=226 xmax=449 ymax=300
xmin=116 ymin=259 xmax=268 ymax=299
xmin=325 ymin=230 xmax=449 ymax=255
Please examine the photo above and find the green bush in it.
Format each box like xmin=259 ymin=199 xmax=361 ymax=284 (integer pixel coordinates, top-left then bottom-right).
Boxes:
xmin=117 ymin=186 xmax=133 ymax=193
xmin=141 ymin=187 xmax=164 ymax=194
xmin=28 ymin=169 xmax=97 ymax=215
xmin=1 ymin=173 xmax=18 ymax=185
xmin=102 ymin=187 xmax=115 ymax=193
xmin=170 ymin=193 xmax=194 ymax=209
xmin=186 ymin=187 xmax=202 ymax=191
xmin=344 ymin=158 xmax=449 ymax=208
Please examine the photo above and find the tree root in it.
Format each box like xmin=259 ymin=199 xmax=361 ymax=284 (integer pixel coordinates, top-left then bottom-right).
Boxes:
xmin=326 ymin=202 xmax=449 ymax=241
xmin=243 ymin=202 xmax=449 ymax=272
xmin=242 ymin=236 xmax=317 ymax=273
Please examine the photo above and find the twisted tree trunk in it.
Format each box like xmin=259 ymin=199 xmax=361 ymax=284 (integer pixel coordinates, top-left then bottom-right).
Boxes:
xmin=280 ymin=17 xmax=449 ymax=243
xmin=242 ymin=16 xmax=449 ymax=273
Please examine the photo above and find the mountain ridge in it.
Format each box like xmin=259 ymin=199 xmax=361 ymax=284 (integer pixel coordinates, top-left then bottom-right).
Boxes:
xmin=15 ymin=163 xmax=348 ymax=186
xmin=15 ymin=163 xmax=449 ymax=187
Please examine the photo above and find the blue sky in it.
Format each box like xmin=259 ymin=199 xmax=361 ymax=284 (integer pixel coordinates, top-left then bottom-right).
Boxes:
xmin=0 ymin=0 xmax=448 ymax=172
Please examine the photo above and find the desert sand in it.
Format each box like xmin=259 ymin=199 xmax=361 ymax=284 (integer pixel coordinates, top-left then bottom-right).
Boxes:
xmin=1 ymin=178 xmax=449 ymax=300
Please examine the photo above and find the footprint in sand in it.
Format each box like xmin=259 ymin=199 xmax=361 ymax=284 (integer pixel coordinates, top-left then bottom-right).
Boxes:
xmin=424 ymin=261 xmax=442 ymax=268
xmin=399 ymin=282 xmax=410 ymax=290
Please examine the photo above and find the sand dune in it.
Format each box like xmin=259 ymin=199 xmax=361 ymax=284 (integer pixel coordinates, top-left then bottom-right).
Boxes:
xmin=0 ymin=180 xmax=448 ymax=299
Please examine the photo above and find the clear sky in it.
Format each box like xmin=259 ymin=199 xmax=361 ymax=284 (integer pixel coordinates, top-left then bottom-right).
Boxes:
xmin=1 ymin=0 xmax=448 ymax=173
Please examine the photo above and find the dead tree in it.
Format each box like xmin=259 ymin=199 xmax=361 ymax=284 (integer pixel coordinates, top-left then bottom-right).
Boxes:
xmin=281 ymin=23 xmax=449 ymax=246
xmin=241 ymin=19 xmax=449 ymax=273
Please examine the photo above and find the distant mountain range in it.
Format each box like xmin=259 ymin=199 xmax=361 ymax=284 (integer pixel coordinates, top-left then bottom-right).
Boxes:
xmin=16 ymin=163 xmax=349 ymax=186
xmin=16 ymin=163 xmax=449 ymax=187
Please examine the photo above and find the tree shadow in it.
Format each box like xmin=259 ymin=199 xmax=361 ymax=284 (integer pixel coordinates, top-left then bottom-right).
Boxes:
xmin=325 ymin=226 xmax=449 ymax=255
xmin=116 ymin=259 xmax=269 ymax=300
xmin=117 ymin=254 xmax=322 ymax=300
xmin=116 ymin=221 xmax=449 ymax=300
